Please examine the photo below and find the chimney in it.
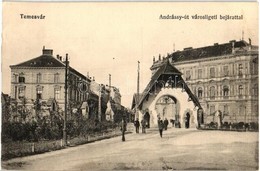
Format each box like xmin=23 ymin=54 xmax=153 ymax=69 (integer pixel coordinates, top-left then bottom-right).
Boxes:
xmin=159 ymin=54 xmax=161 ymax=61
xmin=56 ymin=54 xmax=60 ymax=60
xmin=231 ymin=41 xmax=235 ymax=54
xmin=59 ymin=56 xmax=62 ymax=61
xmin=153 ymin=56 xmax=155 ymax=63
xmin=248 ymin=38 xmax=252 ymax=50
xmin=42 ymin=46 xmax=53 ymax=55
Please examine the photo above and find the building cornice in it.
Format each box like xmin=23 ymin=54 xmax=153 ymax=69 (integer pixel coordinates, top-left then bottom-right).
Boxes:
xmin=173 ymin=52 xmax=258 ymax=66
xmin=10 ymin=66 xmax=65 ymax=69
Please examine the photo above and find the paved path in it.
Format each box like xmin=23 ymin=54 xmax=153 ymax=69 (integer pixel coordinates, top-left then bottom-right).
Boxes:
xmin=2 ymin=127 xmax=258 ymax=170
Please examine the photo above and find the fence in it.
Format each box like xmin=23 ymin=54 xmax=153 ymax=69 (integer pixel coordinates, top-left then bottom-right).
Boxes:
xmin=2 ymin=128 xmax=126 ymax=160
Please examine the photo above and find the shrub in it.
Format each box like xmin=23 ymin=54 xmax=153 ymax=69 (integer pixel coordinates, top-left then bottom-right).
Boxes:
xmin=209 ymin=122 xmax=218 ymax=129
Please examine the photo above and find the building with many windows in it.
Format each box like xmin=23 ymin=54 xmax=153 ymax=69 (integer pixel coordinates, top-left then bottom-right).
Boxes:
xmin=151 ymin=39 xmax=258 ymax=124
xmin=9 ymin=47 xmax=91 ymax=113
xmin=9 ymin=47 xmax=123 ymax=122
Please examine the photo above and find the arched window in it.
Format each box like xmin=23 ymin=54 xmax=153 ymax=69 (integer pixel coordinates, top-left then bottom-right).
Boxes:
xmin=210 ymin=86 xmax=215 ymax=99
xmin=198 ymin=87 xmax=203 ymax=98
xmin=223 ymin=85 xmax=229 ymax=99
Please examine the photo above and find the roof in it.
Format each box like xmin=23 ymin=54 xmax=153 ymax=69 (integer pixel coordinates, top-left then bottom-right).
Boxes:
xmin=10 ymin=53 xmax=88 ymax=80
xmin=151 ymin=40 xmax=253 ymax=70
xmin=136 ymin=59 xmax=201 ymax=109
xmin=170 ymin=40 xmax=248 ymax=63
xmin=10 ymin=55 xmax=65 ymax=68
xmin=131 ymin=93 xmax=143 ymax=109
xmin=151 ymin=59 xmax=182 ymax=80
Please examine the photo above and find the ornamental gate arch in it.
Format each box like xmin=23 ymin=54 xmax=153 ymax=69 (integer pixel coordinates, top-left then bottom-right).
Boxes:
xmin=133 ymin=59 xmax=203 ymax=128
xmin=144 ymin=87 xmax=198 ymax=128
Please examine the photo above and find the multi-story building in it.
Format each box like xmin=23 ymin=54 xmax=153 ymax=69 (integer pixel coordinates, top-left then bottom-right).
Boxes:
xmin=9 ymin=47 xmax=91 ymax=112
xmin=151 ymin=39 xmax=258 ymax=124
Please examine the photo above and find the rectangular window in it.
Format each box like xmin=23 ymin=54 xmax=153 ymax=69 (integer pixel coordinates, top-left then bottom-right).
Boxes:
xmin=37 ymin=73 xmax=42 ymax=83
xmin=239 ymin=106 xmax=245 ymax=115
xmin=224 ymin=105 xmax=229 ymax=115
xmin=36 ymin=88 xmax=42 ymax=99
xmin=198 ymin=69 xmax=202 ymax=79
xmin=18 ymin=87 xmax=25 ymax=98
xmin=186 ymin=70 xmax=191 ymax=80
xmin=54 ymin=89 xmax=60 ymax=99
xmin=238 ymin=64 xmax=243 ymax=77
xmin=14 ymin=75 xmax=18 ymax=83
xmin=255 ymin=105 xmax=258 ymax=115
xmin=210 ymin=67 xmax=215 ymax=78
xmin=19 ymin=76 xmax=25 ymax=83
xmin=210 ymin=105 xmax=215 ymax=115
xmin=223 ymin=66 xmax=229 ymax=76
xmin=54 ymin=74 xmax=59 ymax=83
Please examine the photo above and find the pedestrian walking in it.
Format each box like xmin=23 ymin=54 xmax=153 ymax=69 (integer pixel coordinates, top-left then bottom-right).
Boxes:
xmin=134 ymin=118 xmax=140 ymax=133
xmin=141 ymin=119 xmax=146 ymax=133
xmin=185 ymin=112 xmax=190 ymax=128
xmin=120 ymin=118 xmax=127 ymax=141
xmin=164 ymin=118 xmax=169 ymax=130
xmin=158 ymin=119 xmax=164 ymax=138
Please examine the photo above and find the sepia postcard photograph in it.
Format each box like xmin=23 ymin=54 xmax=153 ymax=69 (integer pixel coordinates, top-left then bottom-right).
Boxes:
xmin=1 ymin=1 xmax=259 ymax=170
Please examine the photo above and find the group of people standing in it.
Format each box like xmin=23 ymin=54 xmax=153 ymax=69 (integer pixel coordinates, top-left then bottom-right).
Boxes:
xmin=134 ymin=117 xmax=169 ymax=138
xmin=121 ymin=117 xmax=173 ymax=142
xmin=134 ymin=118 xmax=147 ymax=134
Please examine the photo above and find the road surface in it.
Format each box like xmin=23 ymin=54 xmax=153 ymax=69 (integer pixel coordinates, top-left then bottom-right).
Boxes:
xmin=2 ymin=127 xmax=258 ymax=170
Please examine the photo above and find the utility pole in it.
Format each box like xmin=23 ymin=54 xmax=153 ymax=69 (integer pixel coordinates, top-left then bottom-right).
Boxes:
xmin=109 ymin=74 xmax=111 ymax=96
xmin=63 ymin=53 xmax=68 ymax=146
xmin=98 ymin=84 xmax=102 ymax=122
xmin=136 ymin=61 xmax=140 ymax=120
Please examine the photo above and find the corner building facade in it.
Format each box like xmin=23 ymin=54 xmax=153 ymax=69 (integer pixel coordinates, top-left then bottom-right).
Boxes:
xmin=9 ymin=48 xmax=90 ymax=112
xmin=151 ymin=40 xmax=258 ymax=124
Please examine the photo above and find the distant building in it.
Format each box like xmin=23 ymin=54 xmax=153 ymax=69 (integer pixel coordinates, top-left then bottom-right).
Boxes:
xmin=151 ymin=39 xmax=258 ymax=124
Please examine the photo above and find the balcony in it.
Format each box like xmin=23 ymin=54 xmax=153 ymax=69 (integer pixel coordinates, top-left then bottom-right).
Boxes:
xmin=238 ymin=95 xmax=243 ymax=99
xmin=223 ymin=96 xmax=229 ymax=99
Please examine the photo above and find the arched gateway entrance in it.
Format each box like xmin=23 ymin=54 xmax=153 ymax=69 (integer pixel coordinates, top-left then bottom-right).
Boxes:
xmin=132 ymin=59 xmax=203 ymax=129
xmin=148 ymin=88 xmax=197 ymax=128
xmin=155 ymin=95 xmax=178 ymax=125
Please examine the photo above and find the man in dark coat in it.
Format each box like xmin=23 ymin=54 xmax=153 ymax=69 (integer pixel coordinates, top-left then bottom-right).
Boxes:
xmin=121 ymin=118 xmax=127 ymax=141
xmin=158 ymin=119 xmax=164 ymax=138
xmin=164 ymin=118 xmax=169 ymax=130
xmin=185 ymin=113 xmax=190 ymax=128
xmin=134 ymin=118 xmax=140 ymax=133
xmin=141 ymin=119 xmax=146 ymax=133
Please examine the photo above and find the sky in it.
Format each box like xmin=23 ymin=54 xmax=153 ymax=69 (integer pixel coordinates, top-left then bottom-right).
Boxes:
xmin=2 ymin=2 xmax=258 ymax=108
